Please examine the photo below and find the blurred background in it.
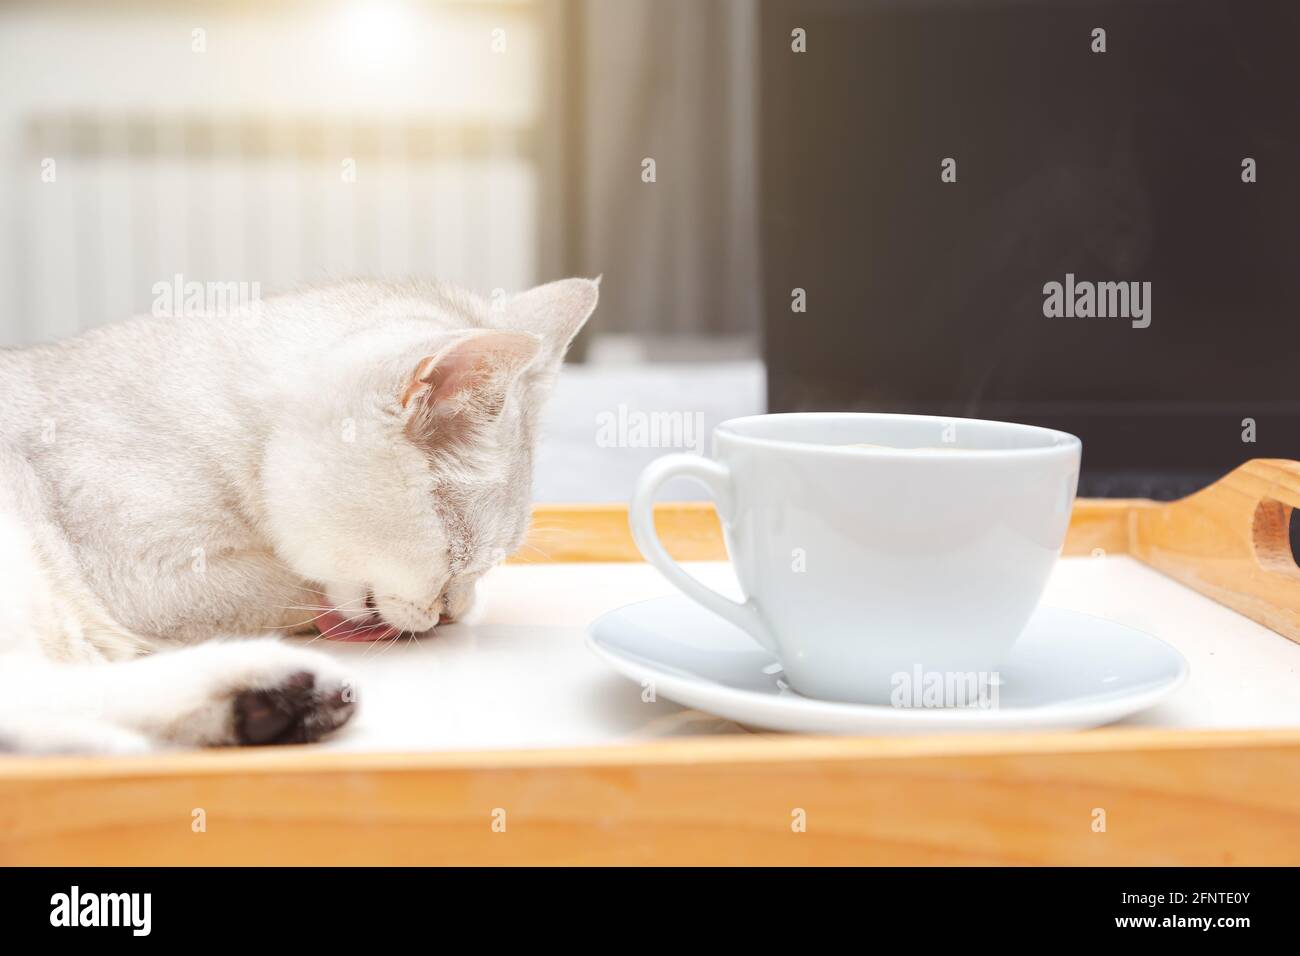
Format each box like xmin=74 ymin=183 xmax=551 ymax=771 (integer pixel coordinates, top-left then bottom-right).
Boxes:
xmin=0 ymin=0 xmax=764 ymax=501
xmin=3 ymin=0 xmax=1299 ymax=503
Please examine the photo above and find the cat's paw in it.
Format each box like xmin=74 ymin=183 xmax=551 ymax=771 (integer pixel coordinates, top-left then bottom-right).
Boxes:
xmin=231 ymin=667 xmax=357 ymax=746
xmin=145 ymin=640 xmax=359 ymax=747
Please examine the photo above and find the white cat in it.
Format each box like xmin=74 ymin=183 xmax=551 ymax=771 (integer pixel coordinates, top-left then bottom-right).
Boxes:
xmin=0 ymin=277 xmax=598 ymax=753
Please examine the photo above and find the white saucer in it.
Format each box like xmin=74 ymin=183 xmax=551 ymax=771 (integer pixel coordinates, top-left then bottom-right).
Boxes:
xmin=586 ymin=596 xmax=1188 ymax=734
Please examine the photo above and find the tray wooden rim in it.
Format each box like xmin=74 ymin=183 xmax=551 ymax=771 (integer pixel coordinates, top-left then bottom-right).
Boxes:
xmin=6 ymin=726 xmax=1300 ymax=780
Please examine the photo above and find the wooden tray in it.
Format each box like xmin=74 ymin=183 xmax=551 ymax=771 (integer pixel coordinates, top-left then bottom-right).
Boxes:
xmin=3 ymin=459 xmax=1300 ymax=865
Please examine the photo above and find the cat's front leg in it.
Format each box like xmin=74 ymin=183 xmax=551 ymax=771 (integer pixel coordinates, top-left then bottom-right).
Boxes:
xmin=0 ymin=714 xmax=152 ymax=755
xmin=8 ymin=639 xmax=360 ymax=749
xmin=131 ymin=639 xmax=361 ymax=746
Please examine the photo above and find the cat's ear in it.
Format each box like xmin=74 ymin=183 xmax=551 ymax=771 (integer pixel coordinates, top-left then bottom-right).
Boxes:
xmin=500 ymin=277 xmax=599 ymax=367
xmin=401 ymin=330 xmax=541 ymax=437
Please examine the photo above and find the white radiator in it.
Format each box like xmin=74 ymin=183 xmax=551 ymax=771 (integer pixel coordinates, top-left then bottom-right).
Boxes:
xmin=0 ymin=1 xmax=547 ymax=347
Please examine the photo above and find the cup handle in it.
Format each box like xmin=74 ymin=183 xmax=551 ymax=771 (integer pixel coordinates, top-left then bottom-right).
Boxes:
xmin=629 ymin=454 xmax=778 ymax=654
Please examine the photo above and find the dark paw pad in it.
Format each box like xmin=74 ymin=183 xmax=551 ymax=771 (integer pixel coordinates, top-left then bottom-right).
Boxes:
xmin=233 ymin=670 xmax=356 ymax=746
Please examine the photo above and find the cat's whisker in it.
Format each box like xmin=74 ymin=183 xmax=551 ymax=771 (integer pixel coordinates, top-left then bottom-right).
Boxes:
xmin=266 ymin=619 xmax=321 ymax=632
xmin=312 ymin=613 xmax=380 ymax=642
xmin=249 ymin=552 xmax=368 ymax=592
xmin=273 ymin=600 xmax=369 ymax=614
xmin=363 ymin=630 xmax=408 ymax=659
xmin=511 ymin=542 xmax=553 ymax=562
xmin=264 ymin=601 xmax=373 ymax=633
xmin=522 ymin=530 xmax=574 ymax=546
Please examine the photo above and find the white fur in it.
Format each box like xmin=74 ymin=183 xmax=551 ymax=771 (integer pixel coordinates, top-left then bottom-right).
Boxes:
xmin=0 ymin=277 xmax=598 ymax=752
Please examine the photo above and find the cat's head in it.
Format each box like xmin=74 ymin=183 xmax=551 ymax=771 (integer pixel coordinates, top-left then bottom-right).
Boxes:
xmin=262 ymin=278 xmax=598 ymax=640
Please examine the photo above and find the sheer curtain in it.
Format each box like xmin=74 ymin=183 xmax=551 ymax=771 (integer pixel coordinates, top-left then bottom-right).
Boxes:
xmin=576 ymin=0 xmax=760 ymax=341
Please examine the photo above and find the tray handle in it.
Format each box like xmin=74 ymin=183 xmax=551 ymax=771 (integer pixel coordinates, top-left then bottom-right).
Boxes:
xmin=1131 ymin=458 xmax=1300 ymax=643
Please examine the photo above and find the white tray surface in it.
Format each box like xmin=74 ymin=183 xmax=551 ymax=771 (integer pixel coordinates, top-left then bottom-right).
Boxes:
xmin=315 ymin=557 xmax=1300 ymax=752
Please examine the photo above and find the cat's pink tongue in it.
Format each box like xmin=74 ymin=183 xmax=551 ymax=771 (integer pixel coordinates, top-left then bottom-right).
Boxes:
xmin=315 ymin=609 xmax=400 ymax=642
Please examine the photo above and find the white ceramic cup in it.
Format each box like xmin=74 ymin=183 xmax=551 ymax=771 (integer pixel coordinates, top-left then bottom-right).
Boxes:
xmin=629 ymin=413 xmax=1082 ymax=704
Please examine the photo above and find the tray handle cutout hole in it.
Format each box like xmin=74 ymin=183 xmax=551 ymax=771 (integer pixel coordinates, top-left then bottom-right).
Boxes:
xmin=1251 ymin=498 xmax=1300 ymax=574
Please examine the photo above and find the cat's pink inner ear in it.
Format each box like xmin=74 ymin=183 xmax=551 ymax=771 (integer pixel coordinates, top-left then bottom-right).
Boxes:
xmin=402 ymin=330 xmax=541 ymax=411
